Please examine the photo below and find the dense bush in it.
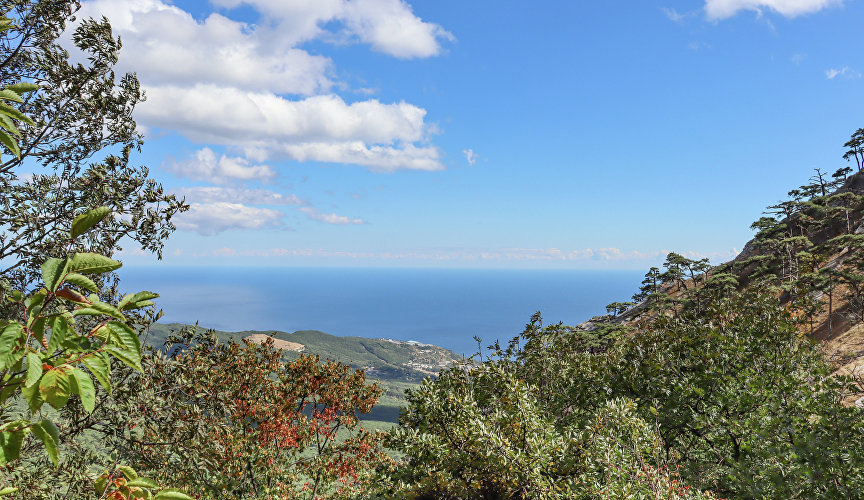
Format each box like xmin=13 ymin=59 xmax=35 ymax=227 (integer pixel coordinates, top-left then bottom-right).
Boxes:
xmin=381 ymin=290 xmax=864 ymax=498
xmin=98 ymin=328 xmax=390 ymax=499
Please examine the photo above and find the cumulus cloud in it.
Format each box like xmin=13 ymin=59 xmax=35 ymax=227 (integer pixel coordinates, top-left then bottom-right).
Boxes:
xmin=77 ymin=0 xmax=332 ymax=95
xmin=138 ymin=86 xmax=443 ymax=171
xmin=299 ymin=206 xmax=365 ymax=225
xmin=704 ymin=0 xmax=844 ymax=19
xmin=74 ymin=0 xmax=448 ymax=172
xmin=340 ymin=0 xmax=455 ymax=58
xmin=140 ymin=87 xmax=427 ymax=145
xmin=211 ymin=0 xmax=453 ymax=58
xmin=174 ymin=202 xmax=284 ymax=235
xmin=167 ymin=148 xmax=277 ymax=184
xmin=826 ymin=66 xmax=861 ymax=79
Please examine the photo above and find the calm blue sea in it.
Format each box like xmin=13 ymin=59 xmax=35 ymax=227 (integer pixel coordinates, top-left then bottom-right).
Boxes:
xmin=118 ymin=267 xmax=644 ymax=356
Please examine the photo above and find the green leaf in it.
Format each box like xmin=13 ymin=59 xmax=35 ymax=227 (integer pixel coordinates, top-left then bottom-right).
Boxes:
xmin=126 ymin=300 xmax=154 ymax=310
xmin=94 ymin=474 xmax=108 ymax=495
xmin=0 ymin=323 xmax=24 ymax=372
xmin=69 ymin=368 xmax=95 ymax=413
xmin=0 ymin=487 xmax=19 ymax=496
xmin=127 ymin=477 xmax=159 ymax=488
xmin=40 ymin=258 xmax=68 ymax=292
xmin=0 ymin=130 xmax=20 ymax=158
xmin=134 ymin=489 xmax=154 ymax=500
xmin=118 ymin=465 xmax=139 ymax=480
xmin=39 ymin=367 xmax=72 ymax=409
xmin=30 ymin=420 xmax=60 ymax=466
xmin=30 ymin=316 xmax=46 ymax=345
xmin=85 ymin=298 xmax=124 ymax=320
xmin=47 ymin=315 xmax=70 ymax=355
xmin=21 ymin=381 xmax=43 ymax=412
xmin=0 ymin=101 xmax=34 ymax=126
xmin=25 ymin=289 xmax=47 ymax=326
xmin=0 ymin=114 xmax=20 ymax=136
xmin=154 ymin=489 xmax=194 ymax=500
xmin=118 ymin=291 xmax=159 ymax=311
xmin=67 ymin=253 xmax=121 ymax=275
xmin=71 ymin=207 xmax=111 ymax=240
xmin=0 ymin=424 xmax=28 ymax=465
xmin=25 ymin=352 xmax=42 ymax=388
xmin=106 ymin=321 xmax=141 ymax=355
xmin=63 ymin=273 xmax=98 ymax=293
xmin=6 ymin=82 xmax=38 ymax=94
xmin=82 ymin=352 xmax=111 ymax=393
xmin=103 ymin=345 xmax=142 ymax=372
xmin=0 ymin=90 xmax=22 ymax=104
xmin=0 ymin=376 xmax=22 ymax=405
xmin=72 ymin=307 xmax=104 ymax=317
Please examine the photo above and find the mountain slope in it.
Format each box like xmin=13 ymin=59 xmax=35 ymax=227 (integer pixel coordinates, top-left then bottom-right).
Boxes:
xmin=615 ymin=168 xmax=864 ymax=381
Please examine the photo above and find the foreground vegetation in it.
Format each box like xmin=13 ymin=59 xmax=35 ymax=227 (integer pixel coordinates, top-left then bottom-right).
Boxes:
xmin=2 ymin=1 xmax=864 ymax=498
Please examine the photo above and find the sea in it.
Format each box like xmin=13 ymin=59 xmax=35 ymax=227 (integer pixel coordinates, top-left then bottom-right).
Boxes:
xmin=118 ymin=267 xmax=645 ymax=356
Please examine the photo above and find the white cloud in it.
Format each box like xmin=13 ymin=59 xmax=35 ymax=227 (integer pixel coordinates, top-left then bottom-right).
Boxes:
xmin=167 ymin=148 xmax=277 ymax=184
xmin=462 ymin=149 xmax=478 ymax=166
xmin=174 ymin=185 xmax=371 ymax=229
xmin=212 ymin=0 xmax=453 ymax=58
xmin=177 ymin=186 xmax=303 ymax=206
xmin=174 ymin=202 xmax=284 ymax=235
xmin=138 ymin=86 xmax=443 ymax=171
xmin=826 ymin=66 xmax=861 ymax=79
xmin=77 ymin=0 xmax=332 ymax=95
xmin=276 ymin=141 xmax=441 ymax=172
xmin=74 ymin=0 xmax=448 ymax=172
xmin=299 ymin=206 xmax=365 ymax=225
xmin=340 ymin=0 xmax=455 ymax=58
xmin=140 ymin=87 xmax=427 ymax=145
xmin=704 ymin=0 xmax=844 ymax=19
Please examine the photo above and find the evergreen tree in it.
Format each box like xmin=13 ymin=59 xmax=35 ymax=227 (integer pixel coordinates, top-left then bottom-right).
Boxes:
xmin=843 ymin=128 xmax=864 ymax=172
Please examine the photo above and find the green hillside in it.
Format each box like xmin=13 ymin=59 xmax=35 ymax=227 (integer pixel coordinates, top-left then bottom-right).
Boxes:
xmin=145 ymin=323 xmax=463 ymax=424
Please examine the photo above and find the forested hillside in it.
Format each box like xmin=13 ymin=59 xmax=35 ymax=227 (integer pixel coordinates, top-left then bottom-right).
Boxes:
xmin=616 ymin=150 xmax=864 ymax=387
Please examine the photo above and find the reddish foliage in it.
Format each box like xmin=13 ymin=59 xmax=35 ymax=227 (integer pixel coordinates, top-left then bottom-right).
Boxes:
xmin=127 ymin=333 xmax=390 ymax=498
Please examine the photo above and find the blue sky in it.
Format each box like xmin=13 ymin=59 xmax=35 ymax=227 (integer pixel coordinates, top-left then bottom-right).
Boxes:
xmin=78 ymin=0 xmax=864 ymax=269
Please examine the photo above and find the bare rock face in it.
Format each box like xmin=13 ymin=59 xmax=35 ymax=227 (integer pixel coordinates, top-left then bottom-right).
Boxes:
xmin=243 ymin=334 xmax=305 ymax=352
